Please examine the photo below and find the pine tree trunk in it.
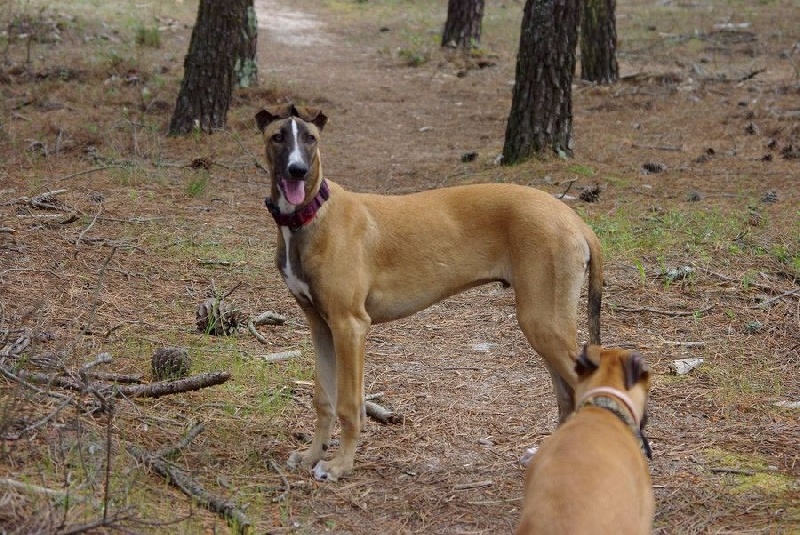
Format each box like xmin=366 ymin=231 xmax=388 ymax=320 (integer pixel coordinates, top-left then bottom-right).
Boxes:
xmin=168 ymin=0 xmax=253 ymax=135
xmin=502 ymin=0 xmax=580 ymax=163
xmin=580 ymin=0 xmax=618 ymax=83
xmin=441 ymin=0 xmax=485 ymax=49
xmin=235 ymin=2 xmax=259 ymax=88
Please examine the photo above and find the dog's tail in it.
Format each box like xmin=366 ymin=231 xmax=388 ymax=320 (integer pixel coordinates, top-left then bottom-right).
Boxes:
xmin=585 ymin=230 xmax=604 ymax=345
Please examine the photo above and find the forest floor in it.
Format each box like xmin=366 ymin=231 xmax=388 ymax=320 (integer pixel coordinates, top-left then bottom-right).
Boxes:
xmin=0 ymin=0 xmax=798 ymax=533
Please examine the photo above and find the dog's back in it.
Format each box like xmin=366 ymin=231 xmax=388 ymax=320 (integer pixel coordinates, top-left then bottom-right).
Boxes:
xmin=516 ymin=346 xmax=654 ymax=535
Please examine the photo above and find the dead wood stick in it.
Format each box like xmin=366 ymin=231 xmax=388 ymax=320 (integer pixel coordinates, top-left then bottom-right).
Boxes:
xmin=695 ymin=267 xmax=783 ymax=295
xmin=751 ymin=288 xmax=799 ymax=309
xmin=453 ymin=480 xmax=493 ymax=490
xmin=631 ymin=142 xmax=685 ymax=152
xmin=365 ymin=391 xmax=385 ymax=401
xmin=660 ymin=340 xmax=706 ymax=348
xmin=0 ymin=365 xmax=73 ymax=402
xmin=365 ymin=400 xmax=402 ymax=425
xmin=128 ymin=445 xmax=251 ymax=533
xmin=83 ymin=371 xmax=143 ymax=384
xmin=57 ymin=165 xmax=130 ymax=182
xmin=710 ymin=467 xmax=756 ymax=476
xmin=251 ymin=311 xmax=287 ymax=326
xmin=80 ymin=352 xmax=112 ymax=373
xmin=247 ymin=311 xmax=287 ymax=345
xmin=3 ymin=395 xmax=73 ymax=440
xmin=14 ymin=370 xmax=230 ymax=399
xmin=257 ymin=350 xmax=301 ymax=362
xmin=266 ymin=458 xmax=290 ymax=503
xmin=115 ymin=372 xmax=231 ymax=399
xmin=613 ymin=304 xmax=715 ymax=317
xmin=75 ymin=205 xmax=103 ymax=246
xmin=558 ymin=179 xmax=577 ymax=199
xmin=156 ymin=423 xmax=206 ymax=458
xmin=0 ymin=477 xmax=86 ymax=503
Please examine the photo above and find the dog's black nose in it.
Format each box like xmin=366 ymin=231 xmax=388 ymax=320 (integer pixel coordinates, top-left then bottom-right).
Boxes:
xmin=287 ymin=162 xmax=308 ymax=179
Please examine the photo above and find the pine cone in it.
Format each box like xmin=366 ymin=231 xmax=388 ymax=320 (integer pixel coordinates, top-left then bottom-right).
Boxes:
xmin=195 ymin=297 xmax=244 ymax=335
xmin=151 ymin=347 xmax=191 ymax=381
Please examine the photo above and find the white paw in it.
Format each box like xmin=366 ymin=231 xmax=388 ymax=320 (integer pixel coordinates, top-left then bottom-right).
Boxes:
xmin=519 ymin=446 xmax=538 ymax=467
xmin=312 ymin=461 xmax=337 ymax=481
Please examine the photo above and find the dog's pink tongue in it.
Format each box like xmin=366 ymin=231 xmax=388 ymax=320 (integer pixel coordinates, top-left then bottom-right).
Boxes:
xmin=283 ymin=179 xmax=306 ymax=205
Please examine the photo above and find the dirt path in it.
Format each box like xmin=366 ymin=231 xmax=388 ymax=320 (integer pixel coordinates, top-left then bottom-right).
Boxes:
xmin=254 ymin=0 xmax=513 ymax=193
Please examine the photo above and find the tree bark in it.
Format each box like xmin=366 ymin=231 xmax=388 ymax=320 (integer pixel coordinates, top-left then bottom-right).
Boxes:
xmin=502 ymin=0 xmax=580 ymax=163
xmin=168 ymin=0 xmax=255 ymax=135
xmin=580 ymin=0 xmax=618 ymax=83
xmin=441 ymin=0 xmax=485 ymax=49
xmin=234 ymin=1 xmax=259 ymax=87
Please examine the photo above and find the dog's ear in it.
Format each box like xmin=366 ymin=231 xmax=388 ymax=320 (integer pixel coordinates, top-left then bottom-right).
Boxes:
xmin=575 ymin=344 xmax=599 ymax=377
xmin=255 ymin=108 xmax=279 ymax=132
xmin=291 ymin=104 xmax=328 ymax=131
xmin=623 ymin=351 xmax=649 ymax=390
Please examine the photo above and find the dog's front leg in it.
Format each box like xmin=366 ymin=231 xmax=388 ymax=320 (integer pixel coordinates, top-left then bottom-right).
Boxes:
xmin=288 ymin=310 xmax=336 ymax=472
xmin=311 ymin=314 xmax=369 ymax=481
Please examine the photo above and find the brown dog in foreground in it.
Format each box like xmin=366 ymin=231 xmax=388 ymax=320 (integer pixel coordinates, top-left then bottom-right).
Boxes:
xmin=255 ymin=103 xmax=604 ymax=481
xmin=516 ymin=345 xmax=654 ymax=534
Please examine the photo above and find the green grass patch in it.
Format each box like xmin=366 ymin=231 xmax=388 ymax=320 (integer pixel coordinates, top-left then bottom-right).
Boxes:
xmin=134 ymin=26 xmax=161 ymax=48
xmin=702 ymin=448 xmax=798 ymax=496
xmin=186 ymin=171 xmax=210 ymax=198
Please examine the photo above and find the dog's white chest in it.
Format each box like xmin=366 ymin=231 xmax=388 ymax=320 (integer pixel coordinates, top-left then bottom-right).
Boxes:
xmin=280 ymin=227 xmax=313 ymax=303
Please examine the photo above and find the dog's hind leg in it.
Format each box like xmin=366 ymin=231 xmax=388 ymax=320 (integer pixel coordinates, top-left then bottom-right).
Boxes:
xmin=288 ymin=310 xmax=336 ymax=471
xmin=312 ymin=313 xmax=369 ymax=481
xmin=513 ymin=274 xmax=582 ymax=423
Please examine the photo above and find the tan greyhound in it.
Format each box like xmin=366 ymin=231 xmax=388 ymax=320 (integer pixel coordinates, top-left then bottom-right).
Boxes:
xmin=256 ymin=103 xmax=604 ymax=481
xmin=516 ymin=345 xmax=654 ymax=534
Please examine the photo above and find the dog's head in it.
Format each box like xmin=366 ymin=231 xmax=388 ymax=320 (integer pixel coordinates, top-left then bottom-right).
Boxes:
xmin=574 ymin=345 xmax=651 ymax=434
xmin=255 ymin=104 xmax=328 ymax=208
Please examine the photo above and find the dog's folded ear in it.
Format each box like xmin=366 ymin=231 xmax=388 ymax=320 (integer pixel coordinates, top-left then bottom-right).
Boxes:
xmin=291 ymin=104 xmax=328 ymax=131
xmin=255 ymin=108 xmax=280 ymax=132
xmin=575 ymin=344 xmax=599 ymax=377
xmin=623 ymin=352 xmax=649 ymax=390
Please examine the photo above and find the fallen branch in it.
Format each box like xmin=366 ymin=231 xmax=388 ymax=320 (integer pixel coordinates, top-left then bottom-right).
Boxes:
xmin=84 ymin=371 xmax=143 ymax=384
xmin=247 ymin=311 xmax=287 ymax=346
xmin=557 ymin=179 xmax=577 ymax=200
xmin=156 ymin=423 xmax=206 ymax=458
xmin=57 ymin=165 xmax=131 ymax=182
xmin=631 ymin=143 xmax=685 ymax=152
xmin=14 ymin=370 xmax=230 ymax=399
xmin=115 ymin=372 xmax=231 ymax=399
xmin=129 ymin=439 xmax=251 ymax=534
xmin=751 ymin=288 xmax=799 ymax=309
xmin=612 ymin=304 xmax=715 ymax=317
xmin=365 ymin=400 xmax=402 ymax=425
xmin=256 ymin=350 xmax=301 ymax=362
xmin=0 ymin=477 xmax=86 ymax=503
xmin=710 ymin=467 xmax=756 ymax=476
xmin=453 ymin=480 xmax=493 ymax=491
xmin=266 ymin=458 xmax=290 ymax=503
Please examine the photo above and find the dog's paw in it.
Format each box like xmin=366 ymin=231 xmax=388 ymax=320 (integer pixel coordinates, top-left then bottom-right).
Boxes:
xmin=519 ymin=446 xmax=538 ymax=467
xmin=312 ymin=461 xmax=339 ymax=481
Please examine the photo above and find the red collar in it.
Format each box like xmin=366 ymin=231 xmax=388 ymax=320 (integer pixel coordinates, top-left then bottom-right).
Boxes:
xmin=265 ymin=180 xmax=329 ymax=232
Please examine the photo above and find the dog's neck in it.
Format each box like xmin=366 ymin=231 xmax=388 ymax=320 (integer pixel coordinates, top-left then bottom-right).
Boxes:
xmin=576 ymin=386 xmax=652 ymax=460
xmin=265 ymin=179 xmax=329 ymax=232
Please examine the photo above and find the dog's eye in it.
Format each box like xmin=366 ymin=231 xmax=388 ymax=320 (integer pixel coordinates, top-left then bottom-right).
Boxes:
xmin=304 ymin=133 xmax=316 ymax=143
xmin=271 ymin=133 xmax=284 ymax=143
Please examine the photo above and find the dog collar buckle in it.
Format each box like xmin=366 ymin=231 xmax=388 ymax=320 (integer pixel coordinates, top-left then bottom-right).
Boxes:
xmin=265 ymin=180 xmax=330 ymax=232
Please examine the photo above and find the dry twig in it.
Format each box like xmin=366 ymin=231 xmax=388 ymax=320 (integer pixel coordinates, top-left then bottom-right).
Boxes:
xmin=129 ymin=432 xmax=252 ymax=534
xmin=365 ymin=400 xmax=402 ymax=425
xmin=613 ymin=304 xmax=715 ymax=317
